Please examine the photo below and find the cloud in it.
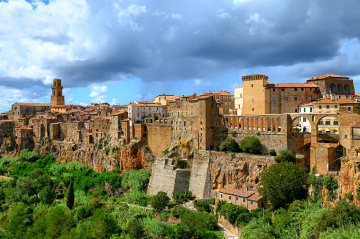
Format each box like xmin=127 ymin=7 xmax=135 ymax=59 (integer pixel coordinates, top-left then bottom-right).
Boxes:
xmin=89 ymin=85 xmax=107 ymax=103
xmin=1 ymin=0 xmax=360 ymax=110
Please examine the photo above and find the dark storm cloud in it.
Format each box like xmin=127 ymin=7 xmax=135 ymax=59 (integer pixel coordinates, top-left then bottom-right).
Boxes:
xmin=48 ymin=0 xmax=360 ymax=87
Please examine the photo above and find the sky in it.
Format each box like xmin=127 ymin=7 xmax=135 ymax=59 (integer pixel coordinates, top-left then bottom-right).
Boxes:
xmin=1 ymin=0 xmax=360 ymax=112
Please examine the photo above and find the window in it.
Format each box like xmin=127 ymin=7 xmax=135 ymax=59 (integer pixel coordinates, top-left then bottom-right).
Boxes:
xmin=200 ymin=111 xmax=202 ymax=116
xmin=301 ymin=88 xmax=304 ymax=91
xmin=251 ymin=201 xmax=253 ymax=206
xmin=319 ymin=105 xmax=322 ymax=109
xmin=319 ymin=121 xmax=323 ymax=125
xmin=272 ymin=97 xmax=276 ymax=101
xmin=240 ymin=93 xmax=243 ymax=98
xmin=252 ymin=108 xmax=255 ymax=111
xmin=303 ymin=117 xmax=307 ymax=122
xmin=229 ymin=195 xmax=231 ymax=200
xmin=295 ymin=109 xmax=298 ymax=113
xmin=243 ymin=198 xmax=245 ymax=202
xmin=220 ymin=193 xmax=223 ymax=198
xmin=304 ymin=108 xmax=306 ymax=113
xmin=310 ymin=108 xmax=313 ymax=113
xmin=335 ymin=105 xmax=338 ymax=109
xmin=295 ymin=88 xmax=298 ymax=91
xmin=325 ymin=121 xmax=330 ymax=125
xmin=285 ymin=97 xmax=288 ymax=101
xmin=326 ymin=105 xmax=330 ymax=109
xmin=236 ymin=197 xmax=239 ymax=201
xmin=294 ymin=97 xmax=297 ymax=101
xmin=345 ymin=135 xmax=348 ymax=139
xmin=228 ymin=96 xmax=231 ymax=100
xmin=348 ymin=107 xmax=352 ymax=112
xmin=282 ymin=89 xmax=284 ymax=91
xmin=251 ymin=84 xmax=254 ymax=87
xmin=252 ymin=99 xmax=254 ymax=102
xmin=273 ymin=89 xmax=275 ymax=92
xmin=334 ymin=121 xmax=339 ymax=125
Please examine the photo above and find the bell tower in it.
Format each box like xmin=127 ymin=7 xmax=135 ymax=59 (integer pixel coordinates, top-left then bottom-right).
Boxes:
xmin=51 ymin=79 xmax=65 ymax=106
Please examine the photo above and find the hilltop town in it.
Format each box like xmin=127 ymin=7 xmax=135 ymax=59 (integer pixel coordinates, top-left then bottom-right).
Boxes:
xmin=2 ymin=73 xmax=360 ymax=237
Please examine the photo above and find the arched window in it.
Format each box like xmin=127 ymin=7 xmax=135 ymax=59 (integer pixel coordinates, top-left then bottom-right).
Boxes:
xmin=344 ymin=84 xmax=350 ymax=94
xmin=330 ymin=83 xmax=337 ymax=93
xmin=337 ymin=85 xmax=344 ymax=94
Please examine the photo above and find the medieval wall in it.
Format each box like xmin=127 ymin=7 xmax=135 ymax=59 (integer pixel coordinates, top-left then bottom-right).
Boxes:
xmin=189 ymin=151 xmax=212 ymax=199
xmin=146 ymin=124 xmax=172 ymax=156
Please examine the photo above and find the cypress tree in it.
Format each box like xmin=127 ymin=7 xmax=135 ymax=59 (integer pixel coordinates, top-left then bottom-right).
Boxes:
xmin=67 ymin=181 xmax=74 ymax=210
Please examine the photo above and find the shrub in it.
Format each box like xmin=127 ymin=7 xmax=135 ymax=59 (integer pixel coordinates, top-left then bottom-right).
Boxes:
xmin=67 ymin=146 xmax=74 ymax=151
xmin=345 ymin=192 xmax=354 ymax=201
xmin=171 ymin=206 xmax=188 ymax=218
xmin=323 ymin=176 xmax=338 ymax=197
xmin=219 ymin=137 xmax=240 ymax=152
xmin=274 ymin=150 xmax=296 ymax=164
xmin=104 ymin=148 xmax=110 ymax=155
xmin=125 ymin=190 xmax=147 ymax=206
xmin=151 ymin=191 xmax=170 ymax=212
xmin=162 ymin=149 xmax=169 ymax=156
xmin=239 ymin=136 xmax=261 ymax=154
xmin=230 ymin=152 xmax=236 ymax=158
xmin=269 ymin=149 xmax=277 ymax=156
xmin=111 ymin=147 xmax=116 ymax=153
xmin=175 ymin=158 xmax=189 ymax=169
xmin=17 ymin=149 xmax=39 ymax=162
xmin=230 ymin=131 xmax=236 ymax=137
xmin=174 ymin=190 xmax=193 ymax=203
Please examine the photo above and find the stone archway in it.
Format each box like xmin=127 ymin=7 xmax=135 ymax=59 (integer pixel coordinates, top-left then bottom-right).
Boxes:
xmin=330 ymin=83 xmax=337 ymax=94
xmin=344 ymin=84 xmax=350 ymax=94
xmin=337 ymin=84 xmax=344 ymax=94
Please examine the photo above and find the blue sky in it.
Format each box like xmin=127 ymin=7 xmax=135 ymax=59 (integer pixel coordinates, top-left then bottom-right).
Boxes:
xmin=0 ymin=0 xmax=360 ymax=112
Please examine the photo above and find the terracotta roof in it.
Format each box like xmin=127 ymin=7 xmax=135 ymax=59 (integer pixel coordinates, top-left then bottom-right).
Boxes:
xmin=303 ymin=99 xmax=357 ymax=106
xmin=16 ymin=103 xmax=50 ymax=107
xmin=130 ymin=103 xmax=162 ymax=107
xmin=242 ymin=74 xmax=266 ymax=77
xmin=218 ymin=188 xmax=255 ymax=198
xmin=154 ymin=95 xmax=181 ymax=101
xmin=268 ymin=83 xmax=318 ymax=88
xmin=0 ymin=120 xmax=14 ymax=122
xmin=307 ymin=74 xmax=350 ymax=81
xmin=248 ymin=193 xmax=262 ymax=202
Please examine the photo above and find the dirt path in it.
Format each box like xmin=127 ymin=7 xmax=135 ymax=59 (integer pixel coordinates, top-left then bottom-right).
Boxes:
xmin=217 ymin=222 xmax=239 ymax=239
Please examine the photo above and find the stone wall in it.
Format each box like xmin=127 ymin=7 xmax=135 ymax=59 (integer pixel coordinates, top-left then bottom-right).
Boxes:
xmin=147 ymin=158 xmax=191 ymax=199
xmin=146 ymin=124 xmax=172 ymax=156
xmin=189 ymin=151 xmax=212 ymax=199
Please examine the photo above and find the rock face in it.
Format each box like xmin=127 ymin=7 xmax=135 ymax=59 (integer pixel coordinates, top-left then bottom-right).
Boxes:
xmin=338 ymin=159 xmax=360 ymax=206
xmin=1 ymin=137 xmax=155 ymax=173
xmin=208 ymin=151 xmax=275 ymax=190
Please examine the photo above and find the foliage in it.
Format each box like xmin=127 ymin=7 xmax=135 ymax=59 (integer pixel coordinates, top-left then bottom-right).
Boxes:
xmin=322 ymin=175 xmax=338 ymax=198
xmin=194 ymin=198 xmax=215 ymax=213
xmin=104 ymin=148 xmax=110 ymax=155
xmin=219 ymin=137 xmax=240 ymax=152
xmin=171 ymin=206 xmax=188 ymax=218
xmin=175 ymin=158 xmax=189 ymax=168
xmin=121 ymin=169 xmax=151 ymax=192
xmin=230 ymin=130 xmax=236 ymax=137
xmin=0 ymin=157 xmax=17 ymax=174
xmin=151 ymin=191 xmax=170 ymax=212
xmin=274 ymin=150 xmax=296 ymax=164
xmin=17 ymin=149 xmax=39 ymax=162
xmin=125 ymin=189 xmax=147 ymax=206
xmin=174 ymin=190 xmax=193 ymax=203
xmin=258 ymin=161 xmax=307 ymax=209
xmin=239 ymin=136 xmax=261 ymax=154
xmin=345 ymin=192 xmax=354 ymax=201
xmin=357 ymin=184 xmax=360 ymax=200
xmin=111 ymin=147 xmax=116 ymax=153
xmin=163 ymin=149 xmax=169 ymax=156
xmin=67 ymin=146 xmax=74 ymax=151
xmin=269 ymin=149 xmax=277 ymax=156
xmin=67 ymin=181 xmax=75 ymax=210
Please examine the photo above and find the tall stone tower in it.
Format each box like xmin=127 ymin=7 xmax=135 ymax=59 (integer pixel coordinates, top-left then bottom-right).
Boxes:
xmin=51 ymin=79 xmax=65 ymax=106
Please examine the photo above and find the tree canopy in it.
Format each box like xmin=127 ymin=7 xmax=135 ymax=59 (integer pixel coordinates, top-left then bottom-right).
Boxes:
xmin=219 ymin=137 xmax=240 ymax=152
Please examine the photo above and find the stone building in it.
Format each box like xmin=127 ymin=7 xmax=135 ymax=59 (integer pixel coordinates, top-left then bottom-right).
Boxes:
xmin=92 ymin=116 xmax=110 ymax=142
xmin=10 ymin=103 xmax=50 ymax=123
xmin=241 ymin=74 xmax=320 ymax=115
xmin=153 ymin=94 xmax=180 ymax=106
xmin=51 ymin=79 xmax=65 ymax=107
xmin=234 ymin=86 xmax=243 ymax=115
xmin=109 ymin=110 xmax=129 ymax=142
xmin=306 ymin=74 xmax=355 ymax=97
xmin=167 ymin=94 xmax=223 ymax=150
xmin=0 ymin=120 xmax=14 ymax=138
xmin=29 ymin=116 xmax=57 ymax=140
xmin=215 ymin=188 xmax=266 ymax=211
xmin=201 ymin=91 xmax=234 ymax=115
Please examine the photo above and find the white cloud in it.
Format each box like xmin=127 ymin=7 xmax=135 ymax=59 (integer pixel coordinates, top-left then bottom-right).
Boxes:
xmin=171 ymin=13 xmax=182 ymax=19
xmin=245 ymin=13 xmax=272 ymax=34
xmin=89 ymin=85 xmax=107 ymax=103
xmin=216 ymin=9 xmax=231 ymax=18
xmin=111 ymin=98 xmax=118 ymax=105
xmin=117 ymin=4 xmax=147 ymax=31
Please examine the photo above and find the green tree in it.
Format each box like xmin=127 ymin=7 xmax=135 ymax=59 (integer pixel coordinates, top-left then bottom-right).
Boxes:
xmin=4 ymin=202 xmax=33 ymax=238
xmin=152 ymin=191 xmax=170 ymax=212
xmin=239 ymin=136 xmax=261 ymax=154
xmin=39 ymin=186 xmax=55 ymax=205
xmin=17 ymin=149 xmax=39 ymax=162
xmin=258 ymin=162 xmax=307 ymax=209
xmin=219 ymin=137 xmax=240 ymax=152
xmin=67 ymin=181 xmax=75 ymax=210
xmin=274 ymin=150 xmax=296 ymax=164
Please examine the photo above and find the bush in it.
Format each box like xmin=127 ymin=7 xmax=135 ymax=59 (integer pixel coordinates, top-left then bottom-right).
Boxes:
xmin=239 ymin=136 xmax=261 ymax=154
xmin=111 ymin=147 xmax=116 ymax=153
xmin=104 ymin=148 xmax=110 ymax=156
xmin=171 ymin=206 xmax=188 ymax=218
xmin=17 ymin=149 xmax=39 ymax=162
xmin=219 ymin=137 xmax=240 ymax=152
xmin=67 ymin=146 xmax=74 ymax=151
xmin=274 ymin=150 xmax=296 ymax=164
xmin=230 ymin=131 xmax=236 ymax=137
xmin=269 ymin=149 xmax=277 ymax=156
xmin=125 ymin=190 xmax=147 ymax=206
xmin=151 ymin=191 xmax=170 ymax=212
xmin=345 ymin=192 xmax=354 ymax=201
xmin=323 ymin=176 xmax=338 ymax=198
xmin=175 ymin=158 xmax=189 ymax=169
xmin=174 ymin=190 xmax=193 ymax=203
xmin=163 ymin=149 xmax=169 ymax=156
